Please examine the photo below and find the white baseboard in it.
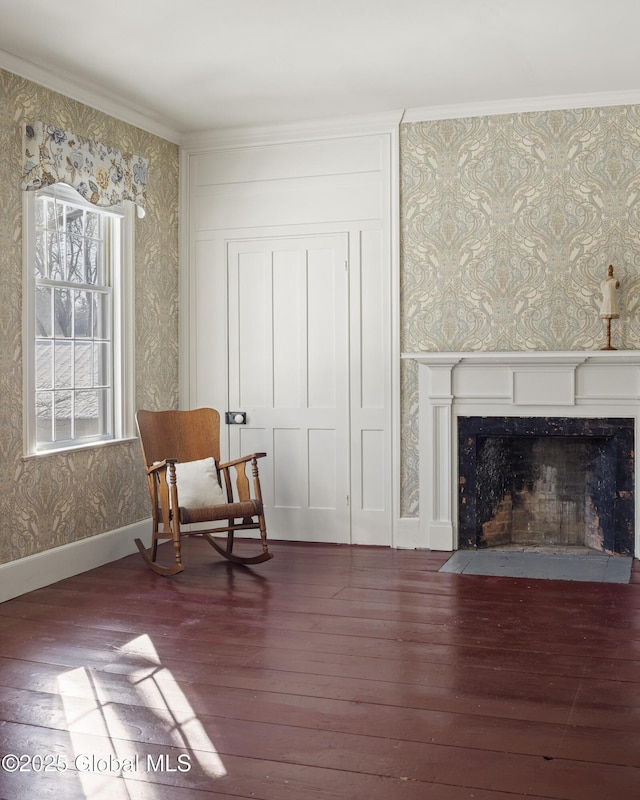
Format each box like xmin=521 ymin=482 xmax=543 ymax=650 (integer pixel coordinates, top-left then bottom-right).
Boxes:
xmin=393 ymin=516 xmax=423 ymax=549
xmin=0 ymin=519 xmax=150 ymax=603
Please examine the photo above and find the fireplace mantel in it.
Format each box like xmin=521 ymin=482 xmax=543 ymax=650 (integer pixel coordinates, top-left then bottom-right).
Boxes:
xmin=402 ymin=351 xmax=640 ymax=557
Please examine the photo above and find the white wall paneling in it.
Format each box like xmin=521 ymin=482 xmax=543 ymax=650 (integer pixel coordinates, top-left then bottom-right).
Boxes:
xmin=182 ymin=127 xmax=396 ymax=546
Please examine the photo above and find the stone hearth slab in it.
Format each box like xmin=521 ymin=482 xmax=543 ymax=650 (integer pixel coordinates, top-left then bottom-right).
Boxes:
xmin=439 ymin=549 xmax=632 ymax=583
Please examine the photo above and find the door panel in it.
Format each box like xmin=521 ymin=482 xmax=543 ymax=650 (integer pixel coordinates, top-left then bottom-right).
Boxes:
xmin=227 ymin=235 xmax=350 ymax=543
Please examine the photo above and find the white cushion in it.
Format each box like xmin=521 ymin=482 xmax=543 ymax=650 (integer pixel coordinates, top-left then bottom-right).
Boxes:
xmin=174 ymin=457 xmax=226 ymax=508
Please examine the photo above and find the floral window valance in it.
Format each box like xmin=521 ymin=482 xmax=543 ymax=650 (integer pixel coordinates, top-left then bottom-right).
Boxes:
xmin=22 ymin=122 xmax=148 ymax=216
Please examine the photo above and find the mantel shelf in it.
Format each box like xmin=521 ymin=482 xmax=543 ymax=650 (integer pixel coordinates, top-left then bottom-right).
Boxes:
xmin=402 ymin=350 xmax=640 ymax=366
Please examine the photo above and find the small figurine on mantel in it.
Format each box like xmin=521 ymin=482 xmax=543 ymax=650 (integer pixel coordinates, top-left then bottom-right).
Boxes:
xmin=599 ymin=264 xmax=620 ymax=350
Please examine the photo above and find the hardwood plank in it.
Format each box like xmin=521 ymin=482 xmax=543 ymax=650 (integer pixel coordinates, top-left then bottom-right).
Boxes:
xmin=6 ymin=599 xmax=640 ymax=684
xmin=2 ymin=676 xmax=640 ymax=770
xmin=4 ymin=608 xmax=640 ymax=693
xmin=1 ymin=540 xmax=640 ymax=799
xmin=19 ymin=580 xmax=640 ymax=643
xmin=0 ymin=721 xmax=558 ymax=800
xmin=4 ymin=593 xmax=640 ymax=669
xmin=7 ymin=708 xmax=634 ymax=800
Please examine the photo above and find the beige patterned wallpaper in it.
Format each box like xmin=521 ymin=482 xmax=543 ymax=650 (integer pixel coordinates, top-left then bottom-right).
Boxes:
xmin=0 ymin=69 xmax=179 ymax=564
xmin=400 ymin=105 xmax=640 ymax=516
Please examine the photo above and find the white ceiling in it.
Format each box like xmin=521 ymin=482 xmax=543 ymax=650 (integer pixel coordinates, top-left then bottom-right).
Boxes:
xmin=1 ymin=0 xmax=640 ymax=143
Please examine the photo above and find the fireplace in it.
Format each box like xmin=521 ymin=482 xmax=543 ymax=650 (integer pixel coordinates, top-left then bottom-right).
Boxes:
xmin=402 ymin=350 xmax=640 ymax=558
xmin=458 ymin=416 xmax=634 ymax=554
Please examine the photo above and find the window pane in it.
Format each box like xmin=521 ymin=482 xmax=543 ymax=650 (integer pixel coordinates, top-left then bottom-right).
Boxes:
xmin=93 ymin=293 xmax=110 ymax=339
xmin=65 ymin=206 xmax=83 ymax=236
xmin=85 ymin=211 xmax=103 ymax=284
xmin=75 ymin=389 xmax=109 ymax=437
xmin=54 ymin=340 xmax=73 ymax=388
xmin=47 ymin=198 xmax=64 ymax=230
xmin=73 ymin=290 xmax=92 ymax=338
xmin=85 ymin=209 xmax=101 ymax=236
xmin=47 ymin=231 xmax=63 ymax=279
xmin=35 ymin=286 xmax=53 ymax=337
xmin=85 ymin=237 xmax=100 ymax=284
xmin=74 ymin=342 xmax=93 ymax=388
xmin=53 ymin=391 xmax=72 ymax=441
xmin=35 ymin=341 xmax=53 ymax=390
xmin=94 ymin=342 xmax=110 ymax=387
xmin=66 ymin=233 xmax=84 ymax=282
xmin=53 ymin=288 xmax=73 ymax=337
xmin=34 ymin=197 xmax=46 ymax=228
xmin=35 ymin=392 xmax=53 ymax=444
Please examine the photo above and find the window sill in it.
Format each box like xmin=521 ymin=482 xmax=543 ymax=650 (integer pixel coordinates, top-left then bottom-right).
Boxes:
xmin=23 ymin=436 xmax=138 ymax=460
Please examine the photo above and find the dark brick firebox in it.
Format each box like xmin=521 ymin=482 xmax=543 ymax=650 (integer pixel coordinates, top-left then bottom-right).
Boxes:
xmin=458 ymin=417 xmax=634 ymax=554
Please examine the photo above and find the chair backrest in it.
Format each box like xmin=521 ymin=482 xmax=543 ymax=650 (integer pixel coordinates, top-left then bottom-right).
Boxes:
xmin=136 ymin=408 xmax=221 ymax=467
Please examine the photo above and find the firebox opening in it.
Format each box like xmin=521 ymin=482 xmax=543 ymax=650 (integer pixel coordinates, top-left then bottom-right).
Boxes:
xmin=458 ymin=417 xmax=634 ymax=555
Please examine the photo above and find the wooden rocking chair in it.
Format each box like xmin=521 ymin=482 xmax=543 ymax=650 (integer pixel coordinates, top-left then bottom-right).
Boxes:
xmin=135 ymin=408 xmax=272 ymax=575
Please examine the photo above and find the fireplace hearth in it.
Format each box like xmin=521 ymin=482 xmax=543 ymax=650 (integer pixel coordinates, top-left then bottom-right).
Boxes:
xmin=458 ymin=416 xmax=634 ymax=555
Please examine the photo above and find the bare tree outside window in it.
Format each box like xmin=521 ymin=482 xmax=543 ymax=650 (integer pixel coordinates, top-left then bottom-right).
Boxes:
xmin=32 ymin=189 xmax=117 ymax=448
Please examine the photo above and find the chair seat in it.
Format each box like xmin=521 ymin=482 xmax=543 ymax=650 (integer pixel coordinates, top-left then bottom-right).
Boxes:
xmin=180 ymin=499 xmax=263 ymax=525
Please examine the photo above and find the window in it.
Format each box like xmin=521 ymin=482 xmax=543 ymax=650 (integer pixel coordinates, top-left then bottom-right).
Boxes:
xmin=23 ymin=184 xmax=135 ymax=454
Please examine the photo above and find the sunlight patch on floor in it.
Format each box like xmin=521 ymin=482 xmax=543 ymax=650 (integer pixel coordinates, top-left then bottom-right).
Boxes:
xmin=56 ymin=633 xmax=227 ymax=799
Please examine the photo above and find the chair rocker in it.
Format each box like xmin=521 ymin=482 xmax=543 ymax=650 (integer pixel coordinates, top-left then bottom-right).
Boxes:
xmin=135 ymin=408 xmax=272 ymax=575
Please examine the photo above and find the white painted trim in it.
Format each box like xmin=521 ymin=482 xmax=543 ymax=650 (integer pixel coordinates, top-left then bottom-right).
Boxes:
xmin=0 ymin=519 xmax=148 ymax=603
xmin=405 ymin=351 xmax=640 ymax=557
xmin=114 ymin=200 xmax=137 ymax=440
xmin=179 ymin=145 xmax=193 ymax=410
xmin=181 ymin=110 xmax=404 ymax=152
xmin=4 ymin=39 xmax=639 ymax=147
xmin=394 ymin=516 xmax=423 ymax=550
xmin=0 ymin=48 xmax=181 ymax=144
xmin=389 ymin=122 xmax=403 ymax=549
xmin=22 ymin=191 xmax=36 ymax=457
xmin=402 ymin=90 xmax=640 ymax=123
xmin=22 ymin=187 xmax=135 ymax=454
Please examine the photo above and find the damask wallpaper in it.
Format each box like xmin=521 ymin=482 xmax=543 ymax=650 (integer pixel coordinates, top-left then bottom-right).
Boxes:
xmin=400 ymin=105 xmax=640 ymax=516
xmin=0 ymin=69 xmax=179 ymax=564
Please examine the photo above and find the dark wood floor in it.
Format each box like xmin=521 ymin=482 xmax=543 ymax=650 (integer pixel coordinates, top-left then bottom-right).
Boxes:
xmin=1 ymin=539 xmax=640 ymax=800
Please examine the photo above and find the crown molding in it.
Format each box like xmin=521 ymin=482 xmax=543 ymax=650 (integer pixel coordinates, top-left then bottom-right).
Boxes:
xmin=181 ymin=109 xmax=405 ymax=153
xmin=0 ymin=48 xmax=181 ymax=144
xmin=6 ymin=43 xmax=639 ymax=149
xmin=402 ymin=89 xmax=640 ymax=123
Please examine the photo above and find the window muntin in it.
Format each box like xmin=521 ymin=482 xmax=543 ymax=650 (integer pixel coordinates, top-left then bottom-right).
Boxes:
xmin=24 ymin=185 xmax=134 ymax=454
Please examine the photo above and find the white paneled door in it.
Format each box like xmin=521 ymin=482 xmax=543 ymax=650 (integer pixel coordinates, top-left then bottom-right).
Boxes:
xmin=227 ymin=235 xmax=350 ymax=543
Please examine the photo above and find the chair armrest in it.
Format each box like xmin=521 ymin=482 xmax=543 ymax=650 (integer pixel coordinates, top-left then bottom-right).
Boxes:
xmin=145 ymin=458 xmax=178 ymax=531
xmin=219 ymin=452 xmax=267 ymax=469
xmin=146 ymin=458 xmax=177 ymax=475
xmin=218 ymin=453 xmax=267 ymax=503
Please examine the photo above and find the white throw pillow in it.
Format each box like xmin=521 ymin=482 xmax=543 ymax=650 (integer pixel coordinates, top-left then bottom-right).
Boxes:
xmin=174 ymin=457 xmax=226 ymax=508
